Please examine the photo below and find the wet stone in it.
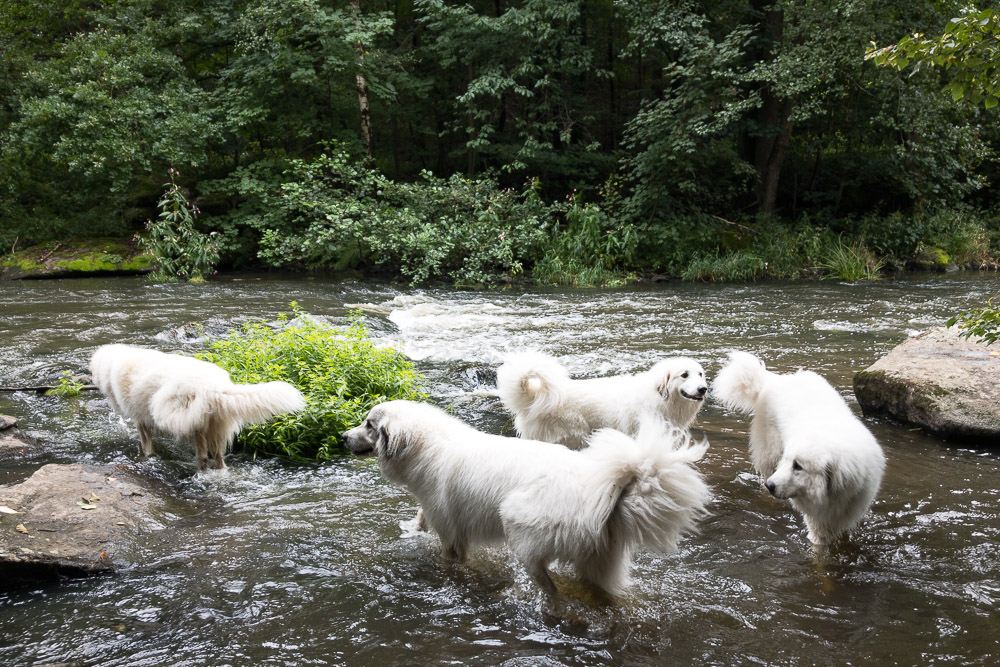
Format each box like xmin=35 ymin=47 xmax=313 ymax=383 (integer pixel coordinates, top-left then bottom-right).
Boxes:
xmin=854 ymin=327 xmax=1000 ymax=444
xmin=0 ymin=463 xmax=163 ymax=587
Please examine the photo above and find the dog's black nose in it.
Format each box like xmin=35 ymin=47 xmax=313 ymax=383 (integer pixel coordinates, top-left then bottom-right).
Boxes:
xmin=697 ymin=385 xmax=707 ymax=396
xmin=340 ymin=432 xmax=350 ymax=441
xmin=765 ymin=481 xmax=776 ymax=496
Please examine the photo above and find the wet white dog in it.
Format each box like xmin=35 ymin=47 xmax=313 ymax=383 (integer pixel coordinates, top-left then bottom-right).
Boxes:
xmin=342 ymin=400 xmax=710 ymax=595
xmin=713 ymin=351 xmax=885 ymax=545
xmin=496 ymin=352 xmax=708 ymax=449
xmin=90 ymin=344 xmax=306 ymax=470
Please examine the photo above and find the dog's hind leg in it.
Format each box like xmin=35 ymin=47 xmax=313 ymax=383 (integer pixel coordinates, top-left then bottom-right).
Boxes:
xmin=441 ymin=539 xmax=467 ymax=562
xmin=194 ymin=432 xmax=211 ymax=471
xmin=136 ymin=422 xmax=154 ymax=457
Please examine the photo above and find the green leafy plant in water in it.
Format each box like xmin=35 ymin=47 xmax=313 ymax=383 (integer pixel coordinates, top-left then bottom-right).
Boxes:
xmin=45 ymin=371 xmax=84 ymax=397
xmin=138 ymin=168 xmax=220 ymax=282
xmin=196 ymin=304 xmax=427 ymax=461
xmin=817 ymin=238 xmax=884 ymax=281
xmin=947 ymin=298 xmax=1000 ymax=345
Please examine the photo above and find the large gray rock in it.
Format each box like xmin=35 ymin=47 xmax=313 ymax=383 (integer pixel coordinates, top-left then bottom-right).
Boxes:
xmin=854 ymin=327 xmax=1000 ymax=443
xmin=0 ymin=464 xmax=163 ymax=587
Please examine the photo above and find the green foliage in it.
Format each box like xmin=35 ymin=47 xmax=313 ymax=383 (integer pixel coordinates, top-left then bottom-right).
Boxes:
xmin=817 ymin=238 xmax=885 ymax=281
xmin=947 ymin=299 xmax=1000 ymax=345
xmin=532 ymin=191 xmax=638 ymax=286
xmin=138 ymin=169 xmax=220 ymax=282
xmin=197 ymin=305 xmax=427 ymax=461
xmin=45 ymin=371 xmax=84 ymax=398
xmin=868 ymin=5 xmax=1000 ymax=108
xmin=242 ymin=147 xmax=552 ymax=285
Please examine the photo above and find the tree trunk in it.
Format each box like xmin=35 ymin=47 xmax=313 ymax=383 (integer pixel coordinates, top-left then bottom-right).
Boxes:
xmin=351 ymin=0 xmax=373 ymax=160
xmin=751 ymin=1 xmax=793 ymax=215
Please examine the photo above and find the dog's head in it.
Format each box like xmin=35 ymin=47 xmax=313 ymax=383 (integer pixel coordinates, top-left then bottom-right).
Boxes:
xmin=764 ymin=447 xmax=840 ymax=502
xmin=342 ymin=402 xmax=413 ymax=462
xmin=654 ymin=357 xmax=709 ymax=404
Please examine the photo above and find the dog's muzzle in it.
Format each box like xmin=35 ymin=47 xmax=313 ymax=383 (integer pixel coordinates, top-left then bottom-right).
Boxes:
xmin=681 ymin=386 xmax=708 ymax=401
xmin=342 ymin=430 xmax=375 ymax=456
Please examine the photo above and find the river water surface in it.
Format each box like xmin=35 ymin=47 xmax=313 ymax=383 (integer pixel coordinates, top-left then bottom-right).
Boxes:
xmin=0 ymin=274 xmax=998 ymax=666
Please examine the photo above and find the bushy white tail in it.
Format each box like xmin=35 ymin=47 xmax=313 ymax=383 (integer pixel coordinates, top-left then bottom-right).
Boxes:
xmin=584 ymin=425 xmax=711 ymax=556
xmin=712 ymin=350 xmax=769 ymax=414
xmin=150 ymin=379 xmax=305 ymax=439
xmin=496 ymin=351 xmax=592 ymax=446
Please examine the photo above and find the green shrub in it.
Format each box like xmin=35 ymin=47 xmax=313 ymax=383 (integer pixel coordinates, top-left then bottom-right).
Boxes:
xmin=138 ymin=169 xmax=220 ymax=282
xmin=223 ymin=147 xmax=552 ymax=285
xmin=948 ymin=299 xmax=1000 ymax=345
xmin=197 ymin=305 xmax=427 ymax=461
xmin=532 ymin=193 xmax=638 ymax=287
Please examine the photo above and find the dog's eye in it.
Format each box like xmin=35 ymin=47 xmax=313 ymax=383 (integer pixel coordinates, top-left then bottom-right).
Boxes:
xmin=681 ymin=372 xmax=689 ymax=378
xmin=366 ymin=419 xmax=373 ymax=428
xmin=792 ymin=460 xmax=803 ymax=471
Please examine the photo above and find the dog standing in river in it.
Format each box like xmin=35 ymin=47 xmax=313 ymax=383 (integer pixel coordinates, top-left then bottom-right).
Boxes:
xmin=343 ymin=400 xmax=710 ymax=595
xmin=712 ymin=350 xmax=885 ymax=545
xmin=90 ymin=344 xmax=305 ymax=470
xmin=497 ymin=352 xmax=708 ymax=449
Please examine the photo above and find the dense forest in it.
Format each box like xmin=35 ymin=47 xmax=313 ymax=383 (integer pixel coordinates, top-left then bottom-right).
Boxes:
xmin=1 ymin=0 xmax=998 ymax=284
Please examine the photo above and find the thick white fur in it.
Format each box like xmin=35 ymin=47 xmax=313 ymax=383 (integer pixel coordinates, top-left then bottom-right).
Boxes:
xmin=343 ymin=400 xmax=711 ymax=595
xmin=713 ymin=351 xmax=886 ymax=545
xmin=90 ymin=344 xmax=306 ymax=470
xmin=496 ymin=352 xmax=708 ymax=449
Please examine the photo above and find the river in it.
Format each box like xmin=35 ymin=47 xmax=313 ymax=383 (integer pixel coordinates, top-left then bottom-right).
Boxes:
xmin=0 ymin=274 xmax=997 ymax=666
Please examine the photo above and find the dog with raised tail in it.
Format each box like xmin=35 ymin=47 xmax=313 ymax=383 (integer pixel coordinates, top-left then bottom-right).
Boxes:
xmin=90 ymin=344 xmax=306 ymax=470
xmin=343 ymin=400 xmax=711 ymax=596
xmin=496 ymin=351 xmax=708 ymax=450
xmin=712 ymin=350 xmax=886 ymax=545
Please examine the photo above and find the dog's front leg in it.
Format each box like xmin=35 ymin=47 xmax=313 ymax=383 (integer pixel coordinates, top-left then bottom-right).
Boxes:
xmin=137 ymin=423 xmax=154 ymax=457
xmin=524 ymin=559 xmax=556 ymax=595
xmin=441 ymin=540 xmax=467 ymax=562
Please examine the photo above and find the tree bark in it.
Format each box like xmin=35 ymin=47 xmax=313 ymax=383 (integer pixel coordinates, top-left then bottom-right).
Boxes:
xmin=351 ymin=0 xmax=373 ymax=160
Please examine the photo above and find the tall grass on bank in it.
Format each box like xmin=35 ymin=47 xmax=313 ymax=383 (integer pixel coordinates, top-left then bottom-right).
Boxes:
xmin=197 ymin=305 xmax=426 ymax=461
xmin=818 ymin=238 xmax=884 ymax=281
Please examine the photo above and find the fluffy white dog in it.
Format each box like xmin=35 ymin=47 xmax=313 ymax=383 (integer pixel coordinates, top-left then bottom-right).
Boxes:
xmin=712 ymin=351 xmax=885 ymax=545
xmin=496 ymin=352 xmax=708 ymax=449
xmin=90 ymin=344 xmax=306 ymax=470
xmin=342 ymin=400 xmax=711 ymax=595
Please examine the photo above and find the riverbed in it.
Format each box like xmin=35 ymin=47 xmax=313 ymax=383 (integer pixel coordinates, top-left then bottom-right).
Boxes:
xmin=1 ymin=274 xmax=998 ymax=665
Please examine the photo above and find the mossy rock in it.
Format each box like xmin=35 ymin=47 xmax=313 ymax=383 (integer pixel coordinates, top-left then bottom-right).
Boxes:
xmin=907 ymin=246 xmax=958 ymax=273
xmin=0 ymin=238 xmax=151 ymax=280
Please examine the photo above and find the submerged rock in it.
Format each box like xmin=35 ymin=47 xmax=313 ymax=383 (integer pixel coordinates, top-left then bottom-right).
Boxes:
xmin=854 ymin=327 xmax=1000 ymax=443
xmin=0 ymin=415 xmax=41 ymax=460
xmin=0 ymin=464 xmax=162 ymax=587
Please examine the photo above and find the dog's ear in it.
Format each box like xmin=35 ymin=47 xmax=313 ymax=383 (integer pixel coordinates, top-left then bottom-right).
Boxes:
xmin=824 ymin=461 xmax=847 ymax=496
xmin=375 ymin=420 xmax=412 ymax=461
xmin=656 ymin=370 xmax=672 ymax=398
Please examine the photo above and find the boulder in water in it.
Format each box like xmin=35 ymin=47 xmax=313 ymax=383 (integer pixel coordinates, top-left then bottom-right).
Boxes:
xmin=0 ymin=464 xmax=164 ymax=587
xmin=854 ymin=327 xmax=1000 ymax=443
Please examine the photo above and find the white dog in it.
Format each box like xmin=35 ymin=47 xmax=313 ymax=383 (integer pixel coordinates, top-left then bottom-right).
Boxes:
xmin=342 ymin=400 xmax=710 ymax=595
xmin=90 ymin=344 xmax=306 ymax=470
xmin=496 ymin=352 xmax=708 ymax=449
xmin=712 ymin=351 xmax=885 ymax=545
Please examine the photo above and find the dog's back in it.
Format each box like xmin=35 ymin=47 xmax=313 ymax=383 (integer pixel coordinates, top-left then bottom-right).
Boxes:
xmin=90 ymin=344 xmax=305 ymax=468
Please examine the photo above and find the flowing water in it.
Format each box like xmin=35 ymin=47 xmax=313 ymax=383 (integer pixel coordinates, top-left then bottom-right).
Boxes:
xmin=0 ymin=274 xmax=998 ymax=666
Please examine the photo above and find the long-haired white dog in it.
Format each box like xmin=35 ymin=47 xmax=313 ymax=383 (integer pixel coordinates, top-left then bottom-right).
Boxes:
xmin=497 ymin=352 xmax=708 ymax=449
xmin=713 ymin=351 xmax=885 ymax=545
xmin=342 ymin=400 xmax=711 ymax=595
xmin=90 ymin=344 xmax=306 ymax=470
